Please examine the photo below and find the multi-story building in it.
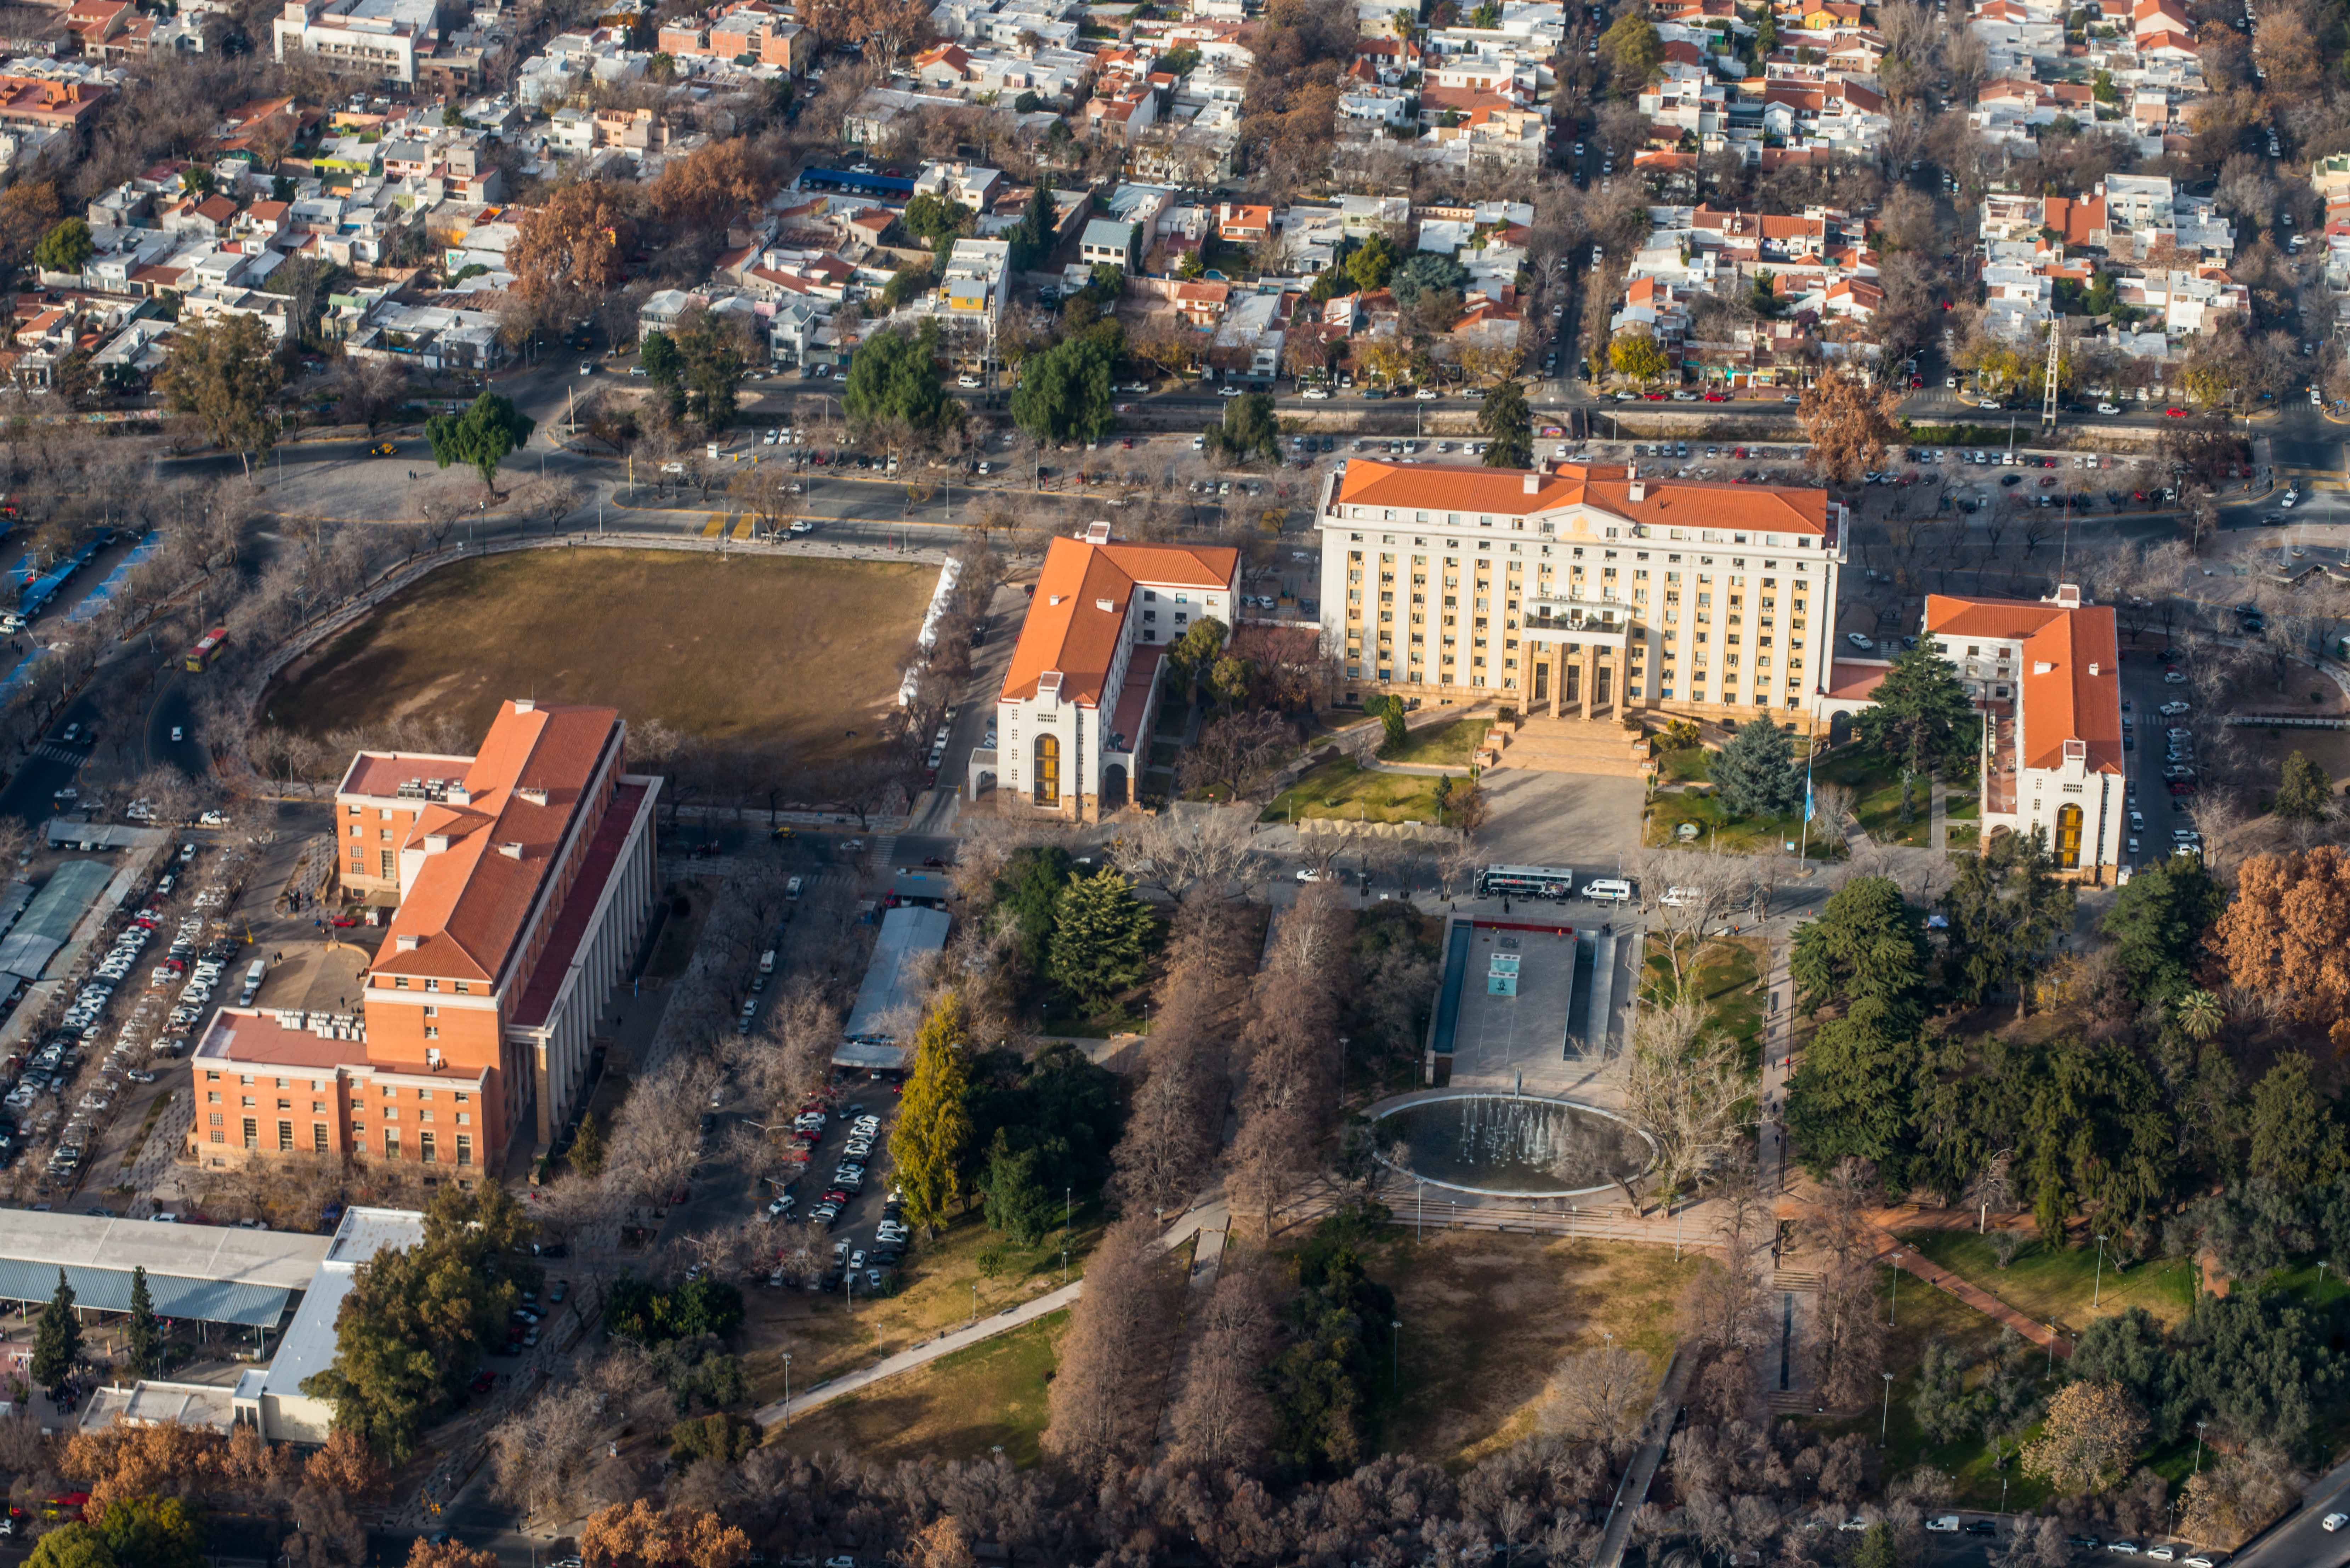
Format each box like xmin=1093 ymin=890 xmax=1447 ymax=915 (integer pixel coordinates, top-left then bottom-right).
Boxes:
xmin=1314 ymin=457 xmax=1844 ymax=728
xmin=272 ymin=0 xmax=449 ymax=82
xmin=971 ymin=523 xmax=1238 ymax=821
xmin=187 ymin=700 xmax=662 ymax=1177
xmin=1921 ymin=587 xmax=2125 ymax=879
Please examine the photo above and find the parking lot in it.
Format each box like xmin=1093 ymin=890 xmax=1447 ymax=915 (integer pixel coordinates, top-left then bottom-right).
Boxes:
xmin=2119 ymin=647 xmax=2205 ymax=877
xmin=771 ymin=1081 xmax=906 ymax=1298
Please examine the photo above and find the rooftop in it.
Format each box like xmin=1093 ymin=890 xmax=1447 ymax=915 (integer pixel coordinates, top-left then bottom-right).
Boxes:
xmin=375 ymin=700 xmax=623 ymax=987
xmin=1000 ymin=535 xmax=1237 ymax=707
xmin=261 ymin=1207 xmax=425 ymax=1405
xmin=0 ymin=1210 xmax=334 ymax=1327
xmin=1333 ymin=458 xmax=1834 ymax=537
xmin=1923 ymin=589 xmax=2122 ymax=774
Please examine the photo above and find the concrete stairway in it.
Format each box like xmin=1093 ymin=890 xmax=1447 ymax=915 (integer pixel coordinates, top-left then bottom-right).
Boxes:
xmin=1481 ymin=716 xmax=1652 ymax=778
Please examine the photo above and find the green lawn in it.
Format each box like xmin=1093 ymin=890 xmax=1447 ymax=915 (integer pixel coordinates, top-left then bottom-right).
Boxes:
xmin=763 ymin=1310 xmax=1067 ymax=1466
xmin=1657 ymin=745 xmax=1712 ymax=784
xmin=1788 ymin=1263 xmax=2058 ymax=1512
xmin=1645 ymin=787 xmax=1834 ymax=858
xmin=1263 ymin=757 xmax=1446 ymax=823
xmin=1380 ymin=717 xmax=1484 ymax=769
xmin=1644 ymin=936 xmax=1766 ymax=1059
xmin=1897 ymin=1230 xmax=2198 ymax=1334
xmin=1947 ymin=825 xmax=1981 ymax=853
xmin=1945 ymin=792 xmax=1981 ymax=822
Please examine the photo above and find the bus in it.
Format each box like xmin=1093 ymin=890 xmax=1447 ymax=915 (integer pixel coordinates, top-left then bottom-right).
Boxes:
xmin=1476 ymin=865 xmax=1576 ymax=900
xmin=185 ymin=627 xmax=228 ymax=672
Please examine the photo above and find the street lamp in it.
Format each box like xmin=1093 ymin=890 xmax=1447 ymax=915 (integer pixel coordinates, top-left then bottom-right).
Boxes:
xmin=2193 ymin=1419 xmax=2207 ymax=1475
xmin=1888 ymin=1252 xmax=1901 ymax=1325
xmin=1390 ymin=1319 xmax=1402 ymax=1390
xmin=781 ymin=1352 xmax=792 ymax=1429
xmin=1879 ymin=1370 xmax=1895 ymax=1446
xmin=2092 ymin=1232 xmax=2109 ymax=1309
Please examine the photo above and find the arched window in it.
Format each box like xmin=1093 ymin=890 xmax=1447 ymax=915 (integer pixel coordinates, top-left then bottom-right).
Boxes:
xmin=2055 ymin=803 xmax=2083 ymax=869
xmin=1033 ymin=733 xmax=1061 ymax=807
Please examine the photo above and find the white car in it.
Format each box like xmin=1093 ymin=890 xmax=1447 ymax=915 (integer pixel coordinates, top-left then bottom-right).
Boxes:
xmin=2325 ymin=1516 xmax=2347 ymax=1534
xmin=2164 ymin=669 xmax=2189 ymax=685
xmin=169 ymin=726 xmax=183 ymax=742
xmin=1926 ymin=1518 xmax=1960 ymax=1534
xmin=1218 ymin=385 xmax=1245 ymax=398
xmin=2097 ymin=402 xmax=2121 ymax=414
xmin=1845 ymin=632 xmax=1873 ymax=650
xmin=957 ymin=374 xmax=982 ymax=388
xmin=1302 ymin=387 xmax=1330 ymax=400
xmin=1295 ymin=867 xmax=1332 ymax=882
xmin=2159 ymin=701 xmax=2190 ymax=717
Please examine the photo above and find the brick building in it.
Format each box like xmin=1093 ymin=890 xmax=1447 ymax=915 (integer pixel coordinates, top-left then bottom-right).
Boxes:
xmin=188 ymin=700 xmax=662 ymax=1176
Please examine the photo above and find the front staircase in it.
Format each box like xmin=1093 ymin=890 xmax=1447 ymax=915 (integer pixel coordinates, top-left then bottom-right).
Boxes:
xmin=1479 ymin=716 xmax=1652 ymax=778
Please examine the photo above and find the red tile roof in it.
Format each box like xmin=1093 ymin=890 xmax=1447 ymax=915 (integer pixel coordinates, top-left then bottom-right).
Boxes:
xmin=1001 ymin=537 xmax=1237 ymax=707
xmin=1923 ymin=593 xmax=2121 ymax=773
xmin=1334 ymin=458 xmax=1834 ymax=536
xmin=375 ymin=701 xmax=623 ymax=986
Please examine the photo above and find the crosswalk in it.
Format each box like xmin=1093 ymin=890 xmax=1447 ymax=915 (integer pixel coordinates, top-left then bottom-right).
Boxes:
xmin=732 ymin=516 xmax=757 ymax=542
xmin=32 ymin=741 xmax=87 ymax=763
xmin=699 ymin=513 xmax=730 ymax=538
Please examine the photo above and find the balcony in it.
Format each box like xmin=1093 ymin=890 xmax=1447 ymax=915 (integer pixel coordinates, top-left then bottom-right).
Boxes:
xmin=1523 ymin=597 xmax=1633 ymax=635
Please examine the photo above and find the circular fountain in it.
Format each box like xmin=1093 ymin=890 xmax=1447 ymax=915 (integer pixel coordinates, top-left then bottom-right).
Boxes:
xmin=1369 ymin=1093 xmax=1655 ymax=1199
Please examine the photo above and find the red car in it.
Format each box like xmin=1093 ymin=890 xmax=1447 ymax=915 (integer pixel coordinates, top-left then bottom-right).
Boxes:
xmin=330 ymin=914 xmax=359 ymax=928
xmin=2164 ymin=407 xmax=2186 ymax=417
xmin=1644 ymin=391 xmax=1666 ymax=400
xmin=1702 ymin=392 xmax=1726 ymax=402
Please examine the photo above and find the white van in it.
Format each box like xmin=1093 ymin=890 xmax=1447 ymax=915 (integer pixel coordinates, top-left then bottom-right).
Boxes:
xmin=238 ymin=958 xmax=266 ymax=1005
xmin=1582 ymin=878 xmax=1635 ymax=904
xmin=759 ymin=949 xmax=776 ymax=975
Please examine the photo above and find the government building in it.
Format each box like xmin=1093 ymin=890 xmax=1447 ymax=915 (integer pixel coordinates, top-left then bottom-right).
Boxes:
xmin=187 ymin=700 xmax=662 ymax=1178
xmin=1312 ymin=457 xmax=1846 ymax=729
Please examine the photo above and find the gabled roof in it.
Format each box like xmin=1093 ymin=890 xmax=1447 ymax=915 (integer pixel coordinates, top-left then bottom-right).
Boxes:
xmin=374 ymin=700 xmax=623 ymax=986
xmin=1000 ymin=536 xmax=1237 ymax=708
xmin=1923 ymin=593 xmax=2121 ymax=773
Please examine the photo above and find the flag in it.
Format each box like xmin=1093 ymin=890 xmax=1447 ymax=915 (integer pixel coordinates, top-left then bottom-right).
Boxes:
xmin=1803 ymin=781 xmax=1815 ymax=822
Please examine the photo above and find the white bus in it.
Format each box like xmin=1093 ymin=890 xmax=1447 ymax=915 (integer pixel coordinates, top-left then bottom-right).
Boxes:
xmin=1476 ymin=864 xmax=1576 ymax=900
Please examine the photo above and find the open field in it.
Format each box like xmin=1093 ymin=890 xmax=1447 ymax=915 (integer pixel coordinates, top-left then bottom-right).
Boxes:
xmin=267 ymin=551 xmax=936 ymax=764
xmin=1897 ymin=1230 xmax=2198 ymax=1334
xmin=1644 ymin=787 xmax=1832 ymax=858
xmin=1264 ymin=757 xmax=1446 ymax=823
xmin=762 ymin=1310 xmax=1067 ymax=1466
xmin=1645 ymin=936 xmax=1766 ymax=1058
xmin=1373 ymin=1230 xmax=1708 ymax=1467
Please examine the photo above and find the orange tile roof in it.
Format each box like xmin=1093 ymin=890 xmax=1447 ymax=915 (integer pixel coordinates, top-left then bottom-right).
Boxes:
xmin=1333 ymin=458 xmax=1833 ymax=536
xmin=1000 ymin=537 xmax=1237 ymax=707
xmin=1923 ymin=593 xmax=2121 ymax=773
xmin=374 ymin=700 xmax=623 ymax=986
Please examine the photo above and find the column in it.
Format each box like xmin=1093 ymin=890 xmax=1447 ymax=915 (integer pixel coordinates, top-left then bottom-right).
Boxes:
xmin=1580 ymin=645 xmax=1598 ymax=720
xmin=1551 ymin=642 xmax=1567 ymax=717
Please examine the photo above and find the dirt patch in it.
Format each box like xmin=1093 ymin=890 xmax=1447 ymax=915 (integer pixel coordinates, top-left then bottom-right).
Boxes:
xmin=1374 ymin=1230 xmax=1709 ymax=1467
xmin=266 ymin=551 xmax=936 ymax=766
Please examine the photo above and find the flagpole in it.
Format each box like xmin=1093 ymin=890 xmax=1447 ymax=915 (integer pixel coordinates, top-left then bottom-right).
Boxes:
xmin=1798 ymin=722 xmax=1817 ymax=863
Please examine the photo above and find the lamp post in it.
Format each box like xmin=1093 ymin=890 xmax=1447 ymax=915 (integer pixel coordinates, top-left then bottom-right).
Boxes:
xmin=1391 ymin=1319 xmax=1402 ymax=1390
xmin=1888 ymin=1252 xmax=1901 ymax=1326
xmin=781 ymin=1352 xmax=791 ymax=1429
xmin=2046 ymin=1325 xmax=2055 ymax=1373
xmin=1879 ymin=1370 xmax=1894 ymax=1446
xmin=2093 ymin=1232 xmax=2109 ymax=1309
xmin=2193 ymin=1419 xmax=2207 ymax=1475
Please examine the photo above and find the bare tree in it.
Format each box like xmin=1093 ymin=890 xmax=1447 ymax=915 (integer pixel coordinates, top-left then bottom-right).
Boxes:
xmin=1041 ymin=1216 xmax=1176 ymax=1480
xmin=1538 ymin=1342 xmax=1657 ymax=1457
xmin=1108 ymin=804 xmax=1264 ymax=906
xmin=1166 ymin=1263 xmax=1277 ymax=1473
xmin=1620 ymin=994 xmax=1752 ymax=1195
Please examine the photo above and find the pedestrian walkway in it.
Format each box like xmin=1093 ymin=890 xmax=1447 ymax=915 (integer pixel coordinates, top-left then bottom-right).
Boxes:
xmin=1594 ymin=1348 xmax=1695 ymax=1568
xmin=750 ymin=1199 xmax=1233 ymax=1429
xmin=1866 ymin=1221 xmax=2071 ymax=1358
xmin=1929 ymin=779 xmax=1948 ymax=853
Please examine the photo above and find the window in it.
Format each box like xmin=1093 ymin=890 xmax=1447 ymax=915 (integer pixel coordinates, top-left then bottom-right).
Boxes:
xmin=279 ymin=1121 xmax=294 ymax=1151
xmin=1033 ymin=732 xmax=1061 ymax=807
xmin=424 ymin=1026 xmax=439 ymax=1039
xmin=381 ymin=850 xmax=395 ymax=878
xmin=242 ymin=1118 xmax=257 ymax=1149
xmin=384 ymin=1130 xmax=401 ymax=1158
xmin=2055 ymin=802 xmax=2084 ymax=869
xmin=456 ymin=1134 xmax=473 ymax=1167
xmin=420 ymin=1131 xmax=437 ymax=1164
xmin=314 ymin=1124 xmax=330 ymax=1153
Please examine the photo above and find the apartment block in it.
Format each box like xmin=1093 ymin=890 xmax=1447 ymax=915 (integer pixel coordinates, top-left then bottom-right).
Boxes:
xmin=1315 ymin=458 xmax=1845 ymax=729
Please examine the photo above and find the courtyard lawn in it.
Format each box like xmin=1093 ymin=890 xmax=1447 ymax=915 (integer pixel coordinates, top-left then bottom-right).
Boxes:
xmin=1814 ymin=751 xmax=1932 ymax=848
xmin=1947 ymin=825 xmax=1981 ymax=853
xmin=1642 ymin=935 xmax=1766 ymax=1059
xmin=762 ymin=1310 xmax=1067 ymax=1466
xmin=1373 ymin=1230 xmax=1709 ymax=1467
xmin=1896 ymin=1229 xmax=2198 ymax=1334
xmin=267 ymin=550 xmax=935 ymax=766
xmin=1656 ymin=745 xmax=1712 ymax=785
xmin=1644 ymin=787 xmax=1830 ymax=858
xmin=1262 ymin=757 xmax=1446 ymax=824
xmin=1945 ymin=792 xmax=1981 ymax=821
xmin=1379 ymin=717 xmax=1485 ymax=769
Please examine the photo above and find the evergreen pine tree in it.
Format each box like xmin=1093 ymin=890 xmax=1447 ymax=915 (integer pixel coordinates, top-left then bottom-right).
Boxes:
xmin=125 ymin=1265 xmax=159 ymax=1378
xmin=30 ymin=1268 xmax=81 ymax=1397
xmin=2275 ymin=750 xmax=2333 ymax=821
xmin=569 ymin=1111 xmax=607 ymax=1176
xmin=893 ymin=992 xmax=976 ymax=1234
xmin=1047 ymin=867 xmax=1154 ymax=1013
xmin=1711 ymin=716 xmax=1803 ymax=820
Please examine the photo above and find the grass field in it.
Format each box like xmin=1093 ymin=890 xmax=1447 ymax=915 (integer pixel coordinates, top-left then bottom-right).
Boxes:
xmin=1897 ymin=1230 xmax=2198 ymax=1333
xmin=1263 ymin=757 xmax=1445 ymax=823
xmin=1815 ymin=751 xmax=1931 ymax=848
xmin=740 ymin=1206 xmax=1101 ymax=1403
xmin=1645 ymin=788 xmax=1830 ymax=858
xmin=762 ymin=1310 xmax=1067 ymax=1466
xmin=1373 ymin=1231 xmax=1707 ymax=1467
xmin=1380 ymin=718 xmax=1483 ymax=769
xmin=1644 ymin=936 xmax=1766 ymax=1058
xmin=268 ymin=551 xmax=936 ymax=764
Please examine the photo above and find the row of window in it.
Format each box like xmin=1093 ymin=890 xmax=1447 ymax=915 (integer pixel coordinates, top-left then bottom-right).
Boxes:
xmin=207 ymin=1116 xmax=473 ymax=1162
